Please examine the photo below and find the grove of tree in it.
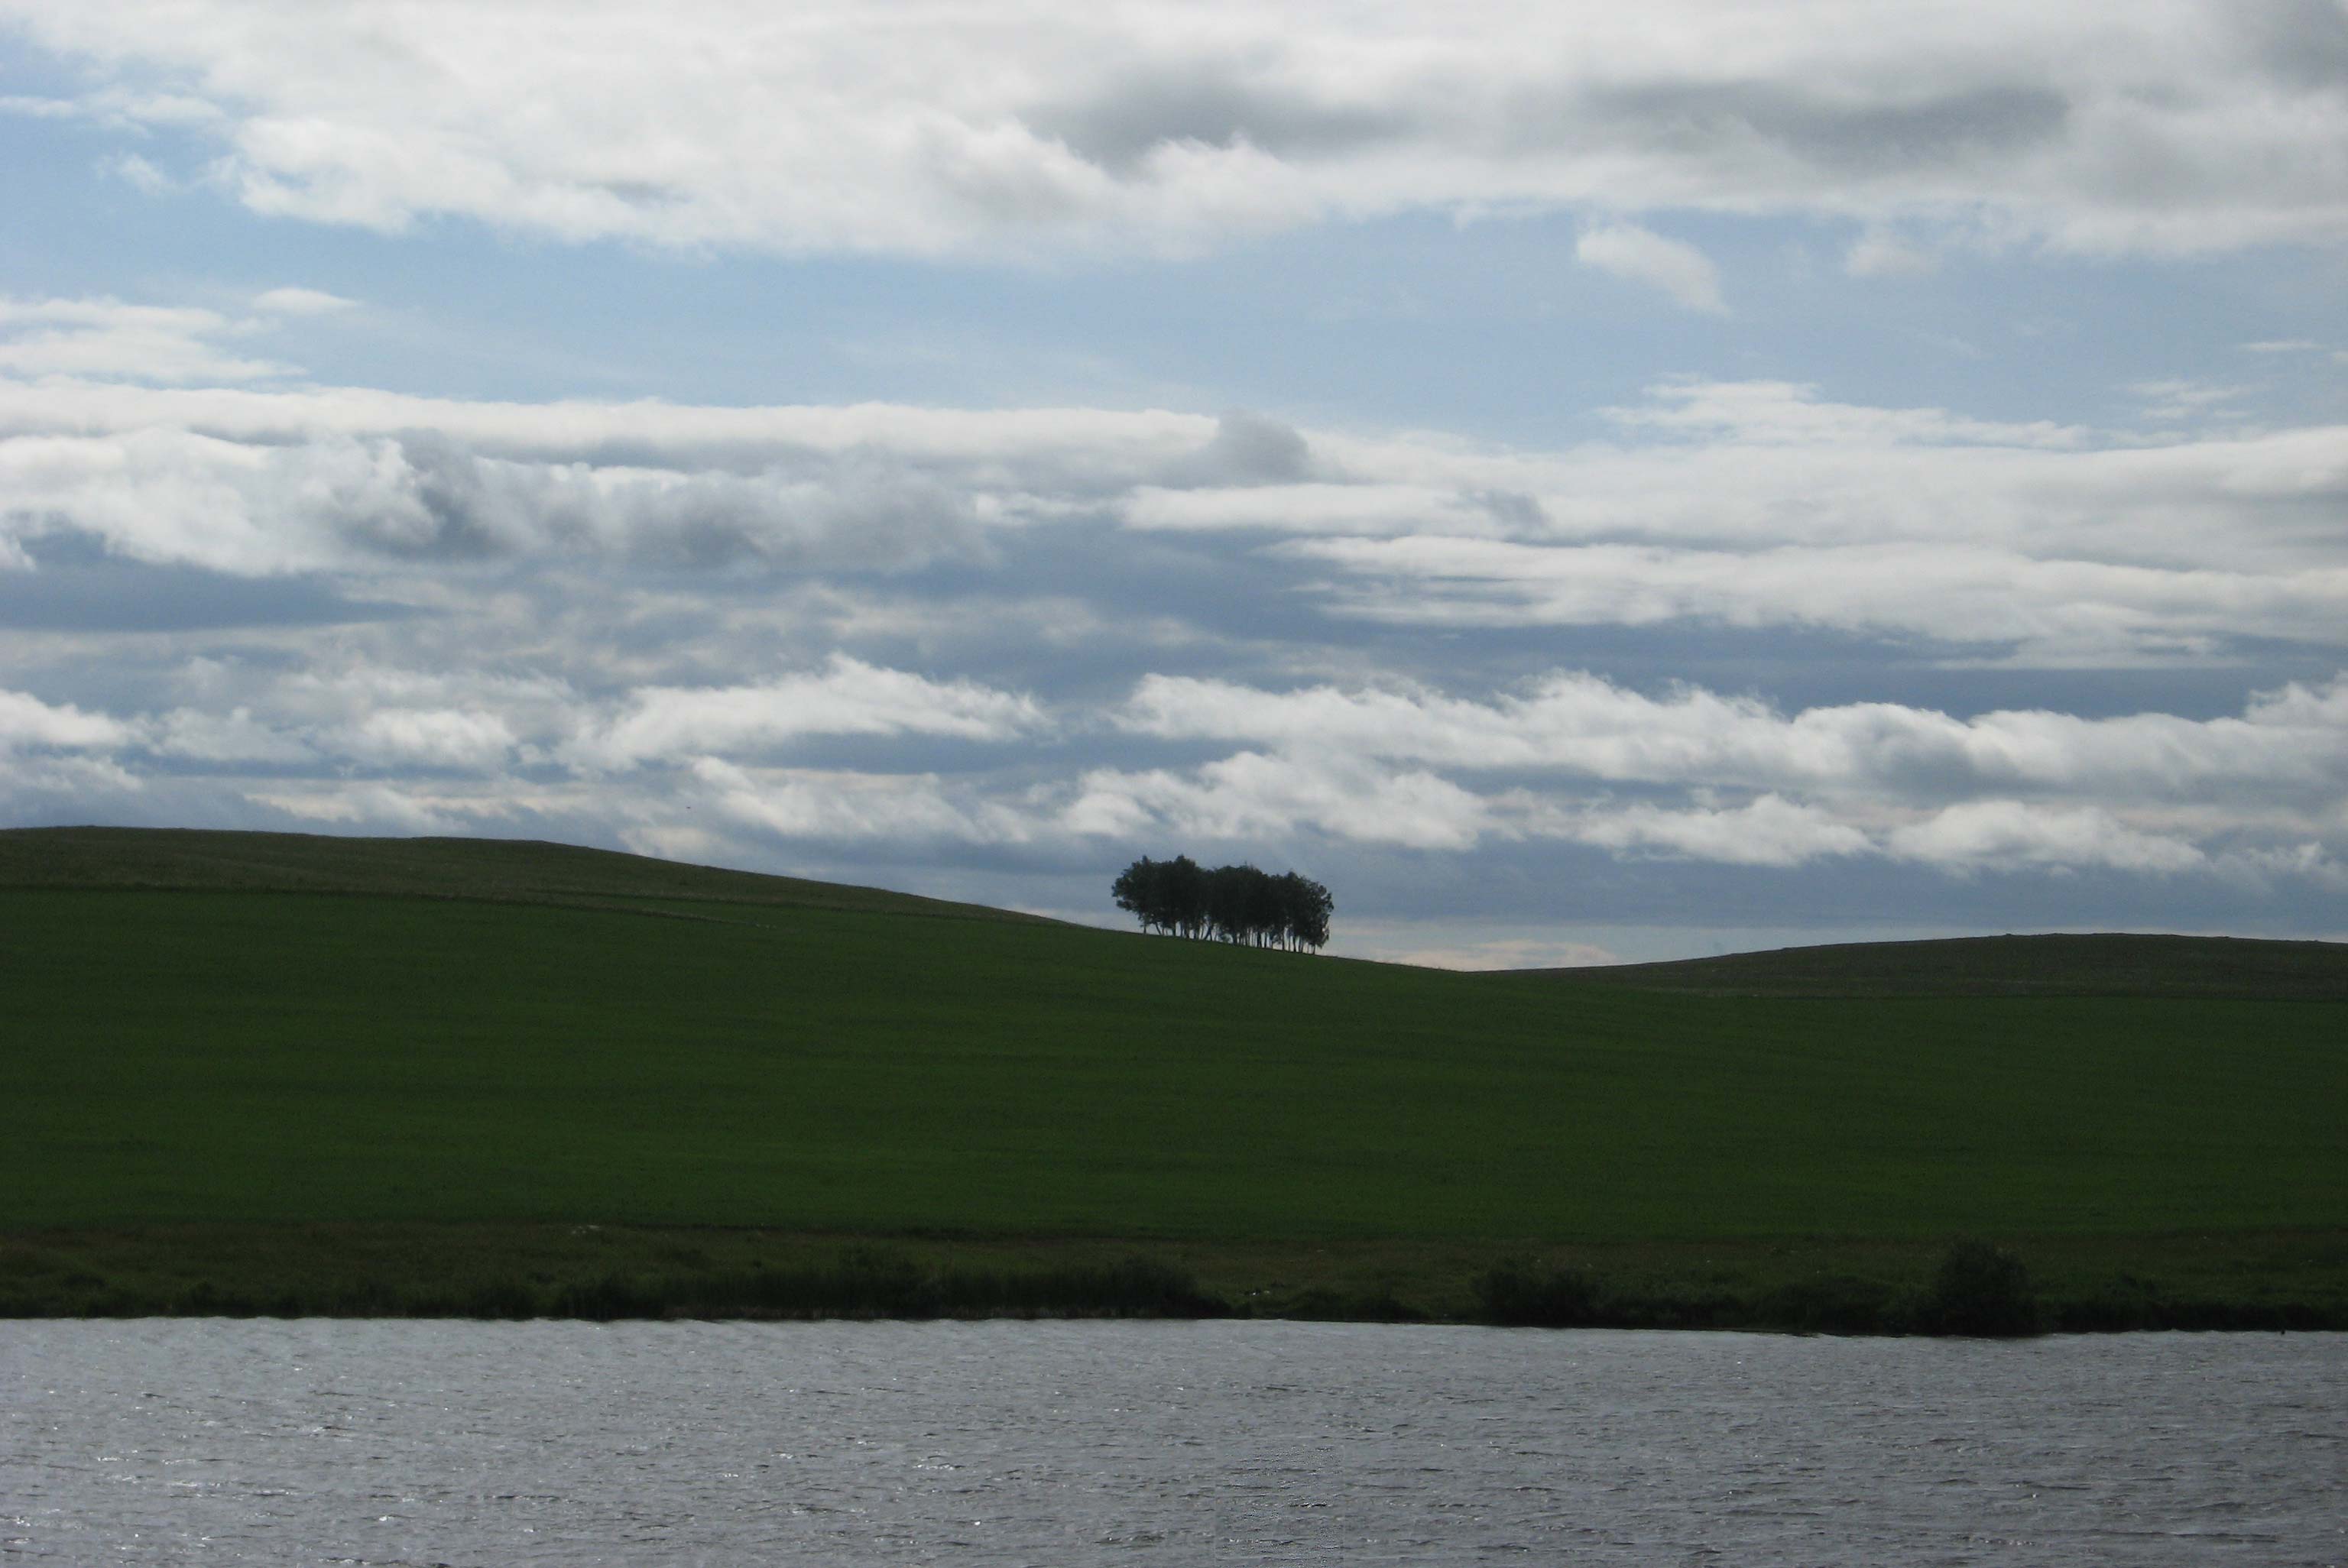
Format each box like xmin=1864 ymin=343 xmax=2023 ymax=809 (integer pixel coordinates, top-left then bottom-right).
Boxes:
xmin=1111 ymin=855 xmax=1332 ymax=951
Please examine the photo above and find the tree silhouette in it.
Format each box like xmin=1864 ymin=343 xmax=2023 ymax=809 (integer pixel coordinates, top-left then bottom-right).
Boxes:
xmin=1279 ymin=870 xmax=1332 ymax=951
xmin=1111 ymin=856 xmax=1331 ymax=951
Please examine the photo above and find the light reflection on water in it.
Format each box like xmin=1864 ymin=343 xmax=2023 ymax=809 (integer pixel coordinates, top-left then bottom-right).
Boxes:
xmin=4 ymin=1320 xmax=2342 ymax=1565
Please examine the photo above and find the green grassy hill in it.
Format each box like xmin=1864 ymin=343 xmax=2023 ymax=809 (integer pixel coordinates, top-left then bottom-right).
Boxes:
xmin=0 ymin=824 xmax=1037 ymax=922
xmin=1527 ymin=931 xmax=2348 ymax=999
xmin=4 ymin=827 xmax=2342 ymax=1327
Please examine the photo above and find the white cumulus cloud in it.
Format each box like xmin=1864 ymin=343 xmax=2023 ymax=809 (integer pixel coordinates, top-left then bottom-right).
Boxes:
xmin=1116 ymin=671 xmax=2348 ymax=805
xmin=251 ymin=286 xmax=356 ymax=316
xmin=0 ymin=688 xmax=137 ymax=751
xmin=1887 ymin=802 xmax=2208 ymax=875
xmin=7 ymin=1 xmax=2347 ymax=258
xmin=572 ymin=657 xmax=1047 ymax=771
xmin=1575 ymin=222 xmax=1727 ymax=313
xmin=0 ymin=296 xmax=294 ymax=384
xmin=1069 ymin=751 xmax=1493 ymax=851
xmin=693 ymin=758 xmax=1038 ymax=846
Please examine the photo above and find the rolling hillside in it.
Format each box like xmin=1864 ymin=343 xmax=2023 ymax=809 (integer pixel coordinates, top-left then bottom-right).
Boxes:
xmin=0 ymin=825 xmax=1038 ymax=922
xmin=4 ymin=827 xmax=2342 ymax=1325
xmin=1528 ymin=931 xmax=2348 ymax=999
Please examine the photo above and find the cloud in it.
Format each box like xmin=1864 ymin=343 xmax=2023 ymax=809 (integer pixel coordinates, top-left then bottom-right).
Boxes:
xmin=1156 ymin=410 xmax=1315 ymax=488
xmin=0 ymin=687 xmax=136 ymax=751
xmin=5 ymin=349 xmax=2345 ymax=667
xmin=229 ymin=666 xmax=582 ymax=779
xmin=0 ymin=371 xmax=1210 ymax=481
xmin=251 ymin=286 xmax=356 ymax=316
xmin=0 ymin=94 xmax=84 ymax=120
xmin=1887 ymin=801 xmax=2207 ymax=876
xmin=153 ymin=706 xmax=316 ymax=764
xmin=247 ymin=780 xmax=468 ymax=835
xmin=8 ymin=2 xmax=2347 ymax=257
xmin=0 ymin=751 xmax=144 ymax=802
xmin=1845 ymin=228 xmax=1939 ymax=277
xmin=0 ymin=688 xmax=146 ymax=808
xmin=8 ymin=643 xmax=2348 ymax=894
xmin=1575 ymin=222 xmax=1726 ymax=313
xmin=1068 ymin=751 xmax=1493 ymax=850
xmin=2131 ymin=378 xmax=2249 ymax=422
xmin=1115 ymin=672 xmax=2348 ymax=805
xmin=0 ymin=423 xmax=1000 ymax=577
xmin=0 ymin=296 xmax=294 ymax=384
xmin=105 ymin=152 xmax=173 ymax=194
xmin=1545 ymin=795 xmax=1873 ymax=868
xmin=692 ymin=758 xmax=1038 ymax=846
xmin=1123 ymin=481 xmax=1493 ymax=537
xmin=1279 ymin=536 xmax=2348 ymax=662
xmin=339 ymin=707 xmax=517 ymax=772
xmin=572 ymin=656 xmax=1046 ymax=770
xmin=1 ymin=290 xmax=2343 ymax=933
xmin=1090 ymin=670 xmax=2348 ymax=871
xmin=1600 ymin=379 xmax=2086 ymax=447
xmin=1064 ymin=678 xmax=2348 ymax=870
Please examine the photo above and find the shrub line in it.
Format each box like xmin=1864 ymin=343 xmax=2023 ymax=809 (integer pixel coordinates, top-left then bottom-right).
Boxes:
xmin=8 ymin=1239 xmax=2339 ymax=1332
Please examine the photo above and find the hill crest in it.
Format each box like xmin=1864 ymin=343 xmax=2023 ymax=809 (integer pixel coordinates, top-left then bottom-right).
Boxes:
xmin=7 ymin=826 xmax=2342 ymax=996
xmin=0 ymin=824 xmax=1042 ymax=925
xmin=1519 ymin=930 xmax=2348 ymax=999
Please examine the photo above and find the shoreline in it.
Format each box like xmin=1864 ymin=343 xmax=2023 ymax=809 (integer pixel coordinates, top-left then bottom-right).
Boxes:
xmin=7 ymin=1223 xmax=2341 ymax=1335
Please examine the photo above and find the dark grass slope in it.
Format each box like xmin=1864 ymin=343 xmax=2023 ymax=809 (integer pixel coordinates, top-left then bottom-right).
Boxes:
xmin=12 ymin=882 xmax=2343 ymax=1238
xmin=0 ymin=824 xmax=1041 ymax=924
xmin=1518 ymin=931 xmax=2348 ymax=999
xmin=4 ymin=828 xmax=2343 ymax=1326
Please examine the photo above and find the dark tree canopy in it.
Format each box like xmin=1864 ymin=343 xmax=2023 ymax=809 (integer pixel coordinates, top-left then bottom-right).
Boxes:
xmin=1112 ymin=855 xmax=1332 ymax=951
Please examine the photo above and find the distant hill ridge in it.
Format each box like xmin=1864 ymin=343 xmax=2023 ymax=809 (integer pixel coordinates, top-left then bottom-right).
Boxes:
xmin=1530 ymin=931 xmax=2348 ymax=1000
xmin=0 ymin=824 xmax=1042 ymax=925
xmin=6 ymin=826 xmax=2342 ymax=996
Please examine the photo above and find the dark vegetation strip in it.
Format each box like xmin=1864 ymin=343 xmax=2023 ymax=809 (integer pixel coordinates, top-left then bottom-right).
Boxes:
xmin=5 ymin=1227 xmax=2342 ymax=1334
xmin=0 ymin=1252 xmax=1221 ymax=1324
xmin=1471 ymin=1243 xmax=2342 ymax=1335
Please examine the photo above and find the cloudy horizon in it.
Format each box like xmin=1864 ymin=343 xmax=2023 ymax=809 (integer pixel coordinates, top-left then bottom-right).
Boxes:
xmin=4 ymin=0 xmax=2345 ymax=967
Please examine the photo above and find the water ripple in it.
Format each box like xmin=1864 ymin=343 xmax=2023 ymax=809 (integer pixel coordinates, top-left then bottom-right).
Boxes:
xmin=3 ymin=1323 xmax=2343 ymax=1564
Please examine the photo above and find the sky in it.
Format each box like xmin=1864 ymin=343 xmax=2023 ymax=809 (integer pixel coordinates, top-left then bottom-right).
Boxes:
xmin=2 ymin=1 xmax=2345 ymax=967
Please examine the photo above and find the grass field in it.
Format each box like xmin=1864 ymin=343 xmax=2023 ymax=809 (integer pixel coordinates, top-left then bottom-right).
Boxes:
xmin=5 ymin=827 xmax=2343 ymax=1328
xmin=1527 ymin=931 xmax=2348 ymax=999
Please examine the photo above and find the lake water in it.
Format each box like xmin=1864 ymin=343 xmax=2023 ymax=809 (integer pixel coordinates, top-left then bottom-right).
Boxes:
xmin=4 ymin=1320 xmax=2340 ymax=1565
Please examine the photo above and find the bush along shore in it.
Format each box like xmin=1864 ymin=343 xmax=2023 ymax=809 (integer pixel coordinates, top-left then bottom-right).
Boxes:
xmin=1465 ymin=1241 xmax=2325 ymax=1336
xmin=5 ymin=1228 xmax=2341 ymax=1333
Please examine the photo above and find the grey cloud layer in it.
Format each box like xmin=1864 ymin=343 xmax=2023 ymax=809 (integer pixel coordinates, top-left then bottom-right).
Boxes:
xmin=1117 ymin=674 xmax=2348 ymax=802
xmin=7 ymin=1 xmax=2346 ymax=256
xmin=8 ymin=358 xmax=2338 ymax=663
xmin=1100 ymin=672 xmax=2348 ymax=877
xmin=9 ymin=644 xmax=2346 ymax=888
xmin=4 ymin=329 xmax=2346 ymax=944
